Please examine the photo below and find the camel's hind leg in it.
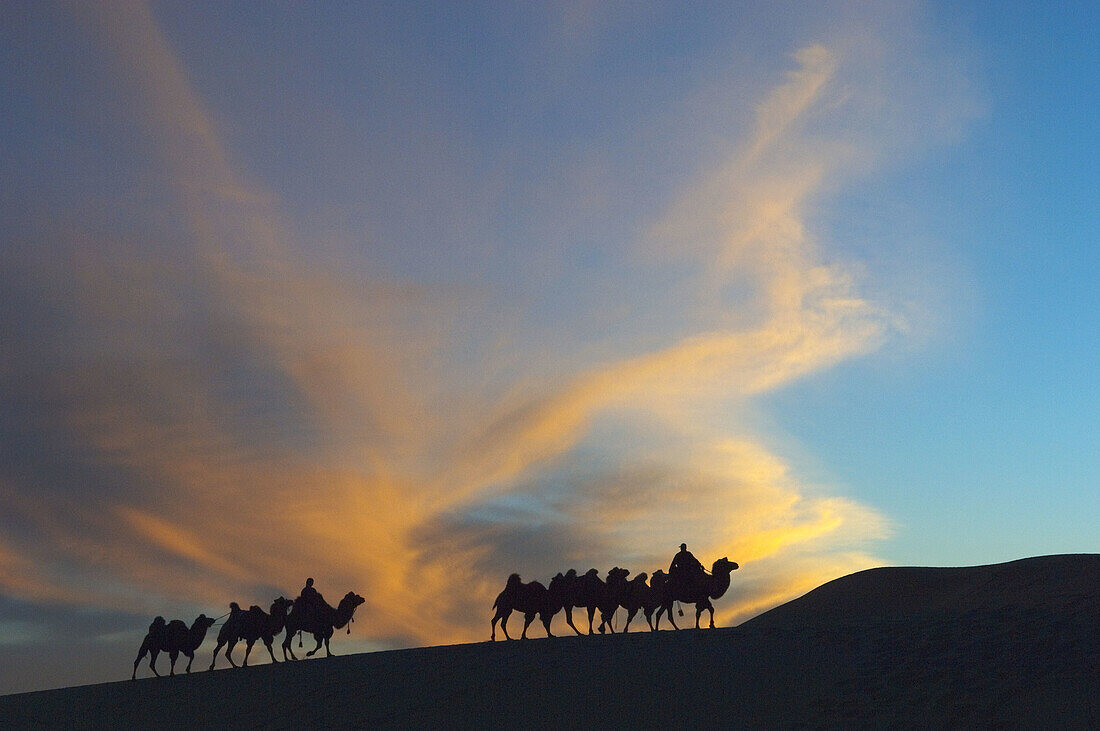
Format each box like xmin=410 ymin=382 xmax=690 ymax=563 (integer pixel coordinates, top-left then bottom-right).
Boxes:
xmin=564 ymin=606 xmax=582 ymax=635
xmin=225 ymin=639 xmax=239 ymax=668
xmin=305 ymin=633 xmax=324 ymax=657
xmin=242 ymin=639 xmax=255 ymax=667
xmin=263 ymin=637 xmax=279 ymax=663
xmin=148 ymin=649 xmax=161 ymax=677
xmin=540 ymin=611 xmax=555 ymax=638
xmin=521 ymin=612 xmax=536 ymax=639
xmin=586 ymin=606 xmax=596 ymax=634
xmin=169 ymin=649 xmax=179 ymax=676
xmin=491 ymin=608 xmax=513 ymax=640
xmin=624 ymin=607 xmax=639 ymax=632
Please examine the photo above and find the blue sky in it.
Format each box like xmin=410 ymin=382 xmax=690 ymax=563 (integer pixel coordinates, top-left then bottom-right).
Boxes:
xmin=1 ymin=0 xmax=1097 ymax=694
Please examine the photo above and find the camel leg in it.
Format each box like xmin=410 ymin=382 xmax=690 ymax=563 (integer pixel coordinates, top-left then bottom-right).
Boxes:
xmin=243 ymin=639 xmax=255 ymax=667
xmin=703 ymin=599 xmax=715 ymax=628
xmin=564 ymin=606 xmax=582 ymax=636
xmin=521 ymin=612 xmax=536 ymax=639
xmin=225 ymin=639 xmax=238 ymax=668
xmin=586 ymin=606 xmax=596 ymax=634
xmin=169 ymin=649 xmax=179 ymax=676
xmin=281 ymin=636 xmax=298 ymax=661
xmin=185 ymin=651 xmax=195 ymax=673
xmin=663 ymin=602 xmax=679 ymax=630
xmin=132 ymin=639 xmax=150 ymax=680
xmin=208 ymin=640 xmax=224 ymax=670
xmin=324 ymin=635 xmax=334 ymax=657
xmin=624 ymin=607 xmax=638 ymax=632
xmin=264 ymin=637 xmax=279 ymax=663
xmin=540 ymin=612 xmax=555 ymax=638
xmin=491 ymin=608 xmax=507 ymax=640
xmin=306 ymin=634 xmax=324 ymax=657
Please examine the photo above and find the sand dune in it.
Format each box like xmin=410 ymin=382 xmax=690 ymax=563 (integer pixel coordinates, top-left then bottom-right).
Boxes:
xmin=1 ymin=554 xmax=1096 ymax=728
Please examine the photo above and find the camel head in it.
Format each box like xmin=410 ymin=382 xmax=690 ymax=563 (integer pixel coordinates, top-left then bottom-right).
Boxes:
xmin=713 ymin=557 xmax=739 ymax=574
xmin=193 ymin=614 xmax=215 ymax=633
xmin=342 ymin=591 xmax=366 ymax=610
xmin=584 ymin=568 xmax=599 ymax=578
xmin=271 ymin=596 xmax=293 ymax=615
xmin=565 ymin=568 xmax=577 ymax=578
xmin=633 ymin=571 xmax=649 ymax=583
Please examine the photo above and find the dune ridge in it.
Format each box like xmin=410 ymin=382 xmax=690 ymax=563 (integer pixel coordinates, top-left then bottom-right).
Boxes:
xmin=1 ymin=554 xmax=1096 ymax=728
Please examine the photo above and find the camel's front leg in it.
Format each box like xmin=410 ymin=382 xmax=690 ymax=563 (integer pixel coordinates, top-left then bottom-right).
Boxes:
xmin=324 ymin=635 xmax=334 ymax=657
xmin=132 ymin=641 xmax=150 ymax=680
xmin=624 ymin=607 xmax=639 ymax=632
xmin=169 ymin=649 xmax=179 ymax=676
xmin=185 ymin=651 xmax=195 ymax=673
xmin=586 ymin=606 xmax=597 ymax=634
xmin=149 ymin=648 xmax=161 ymax=677
xmin=521 ymin=612 xmax=536 ymax=639
xmin=663 ymin=602 xmax=680 ymax=630
xmin=242 ymin=639 xmax=255 ymax=667
xmin=281 ymin=635 xmax=298 ymax=661
xmin=208 ymin=640 xmax=225 ymax=670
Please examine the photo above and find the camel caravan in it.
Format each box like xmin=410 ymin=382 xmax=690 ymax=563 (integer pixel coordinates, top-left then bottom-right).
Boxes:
xmin=132 ymin=579 xmax=365 ymax=680
xmin=491 ymin=544 xmax=738 ymax=640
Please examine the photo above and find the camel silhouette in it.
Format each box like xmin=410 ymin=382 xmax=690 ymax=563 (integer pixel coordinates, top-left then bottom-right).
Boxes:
xmin=596 ymin=567 xmax=631 ymax=633
xmin=132 ymin=614 xmax=214 ymax=679
xmin=615 ymin=570 xmax=661 ymax=632
xmin=655 ymin=557 xmax=739 ymax=629
xmin=209 ymin=597 xmax=292 ymax=669
xmin=490 ymin=573 xmax=562 ymax=640
xmin=281 ymin=590 xmax=365 ymax=660
xmin=558 ymin=568 xmax=606 ymax=635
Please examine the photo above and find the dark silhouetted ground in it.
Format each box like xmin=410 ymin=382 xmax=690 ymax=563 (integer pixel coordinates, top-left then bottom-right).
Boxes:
xmin=1 ymin=554 xmax=1096 ymax=728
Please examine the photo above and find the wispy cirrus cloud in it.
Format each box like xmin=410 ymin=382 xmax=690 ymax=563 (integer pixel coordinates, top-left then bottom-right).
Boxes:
xmin=0 ymin=1 xmax=976 ymax=688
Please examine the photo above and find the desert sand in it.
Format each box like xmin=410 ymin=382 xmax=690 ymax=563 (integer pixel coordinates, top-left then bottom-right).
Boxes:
xmin=1 ymin=554 xmax=1096 ymax=728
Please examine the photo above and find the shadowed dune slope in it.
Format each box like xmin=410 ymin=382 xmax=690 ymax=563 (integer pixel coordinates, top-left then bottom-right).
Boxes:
xmin=743 ymin=553 xmax=1100 ymax=628
xmin=1 ymin=555 xmax=1096 ymax=729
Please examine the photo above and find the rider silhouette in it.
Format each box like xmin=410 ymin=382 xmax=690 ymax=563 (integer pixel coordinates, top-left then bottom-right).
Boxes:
xmin=668 ymin=543 xmax=706 ymax=592
xmin=299 ymin=578 xmax=325 ymax=621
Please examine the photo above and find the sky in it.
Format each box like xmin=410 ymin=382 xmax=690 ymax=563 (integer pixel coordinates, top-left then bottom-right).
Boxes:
xmin=1 ymin=0 xmax=1097 ymax=695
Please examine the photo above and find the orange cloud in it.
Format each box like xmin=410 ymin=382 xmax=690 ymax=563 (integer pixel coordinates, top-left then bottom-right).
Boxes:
xmin=0 ymin=1 xmax=974 ymax=655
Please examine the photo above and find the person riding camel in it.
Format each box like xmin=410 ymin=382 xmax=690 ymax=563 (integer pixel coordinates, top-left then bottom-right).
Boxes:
xmin=298 ymin=578 xmax=325 ymax=622
xmin=669 ymin=543 xmax=706 ymax=593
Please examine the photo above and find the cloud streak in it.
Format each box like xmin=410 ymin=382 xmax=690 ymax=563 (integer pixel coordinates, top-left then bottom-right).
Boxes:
xmin=0 ymin=1 xmax=976 ymax=686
